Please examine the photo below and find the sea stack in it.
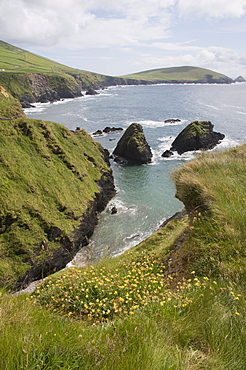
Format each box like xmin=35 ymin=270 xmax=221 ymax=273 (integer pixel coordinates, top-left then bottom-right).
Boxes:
xmin=162 ymin=121 xmax=225 ymax=156
xmin=113 ymin=123 xmax=152 ymax=164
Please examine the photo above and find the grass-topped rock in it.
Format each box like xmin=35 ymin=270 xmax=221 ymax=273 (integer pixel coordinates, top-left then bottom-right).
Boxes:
xmin=163 ymin=121 xmax=225 ymax=156
xmin=113 ymin=123 xmax=152 ymax=164
xmin=0 ymin=114 xmax=115 ymax=289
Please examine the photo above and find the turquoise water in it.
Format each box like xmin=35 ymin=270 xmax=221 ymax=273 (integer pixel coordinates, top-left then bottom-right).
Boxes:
xmin=25 ymin=83 xmax=246 ymax=264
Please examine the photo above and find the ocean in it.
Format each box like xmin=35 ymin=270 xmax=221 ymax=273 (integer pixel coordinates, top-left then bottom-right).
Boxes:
xmin=25 ymin=83 xmax=246 ymax=265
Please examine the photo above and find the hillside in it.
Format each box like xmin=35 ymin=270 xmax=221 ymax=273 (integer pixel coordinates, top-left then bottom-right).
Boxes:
xmin=0 ymin=88 xmax=115 ymax=289
xmin=1 ymin=143 xmax=245 ymax=369
xmin=121 ymin=66 xmax=233 ymax=84
xmin=0 ymin=40 xmax=127 ymax=104
xmin=0 ymin=41 xmax=234 ymax=105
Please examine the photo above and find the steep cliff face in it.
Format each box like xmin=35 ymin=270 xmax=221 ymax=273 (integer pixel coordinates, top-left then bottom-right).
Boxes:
xmin=0 ymin=72 xmax=83 ymax=105
xmin=0 ymin=71 xmax=135 ymax=105
xmin=0 ymin=116 xmax=115 ymax=289
xmin=113 ymin=123 xmax=152 ymax=164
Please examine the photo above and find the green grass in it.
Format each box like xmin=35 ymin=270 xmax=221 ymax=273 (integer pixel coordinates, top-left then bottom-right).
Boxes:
xmin=0 ymin=142 xmax=246 ymax=369
xmin=0 ymin=117 xmax=112 ymax=287
xmin=0 ymin=85 xmax=25 ymax=118
xmin=0 ymin=40 xmax=113 ymax=101
xmin=121 ymin=66 xmax=232 ymax=83
xmin=0 ymin=40 xmax=95 ymax=75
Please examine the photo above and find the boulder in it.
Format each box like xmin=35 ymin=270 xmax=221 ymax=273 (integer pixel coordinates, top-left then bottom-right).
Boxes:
xmin=162 ymin=150 xmax=174 ymax=158
xmin=170 ymin=121 xmax=224 ymax=155
xmin=111 ymin=206 xmax=117 ymax=214
xmin=93 ymin=129 xmax=103 ymax=135
xmin=113 ymin=123 xmax=152 ymax=164
xmin=103 ymin=126 xmax=123 ymax=133
xmin=103 ymin=127 xmax=112 ymax=133
xmin=86 ymin=87 xmax=99 ymax=95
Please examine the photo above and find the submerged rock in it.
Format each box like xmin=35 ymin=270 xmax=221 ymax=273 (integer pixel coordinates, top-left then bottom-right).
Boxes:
xmin=169 ymin=121 xmax=224 ymax=155
xmin=113 ymin=123 xmax=152 ymax=164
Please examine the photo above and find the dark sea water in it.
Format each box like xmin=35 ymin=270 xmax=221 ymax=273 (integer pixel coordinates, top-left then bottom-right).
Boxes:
xmin=25 ymin=83 xmax=246 ymax=265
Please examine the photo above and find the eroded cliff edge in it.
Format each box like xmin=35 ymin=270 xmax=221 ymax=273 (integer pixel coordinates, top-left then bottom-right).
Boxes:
xmin=0 ymin=89 xmax=116 ymax=289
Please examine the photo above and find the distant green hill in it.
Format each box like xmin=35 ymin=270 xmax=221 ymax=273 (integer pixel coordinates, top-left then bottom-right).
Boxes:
xmin=121 ymin=66 xmax=233 ymax=84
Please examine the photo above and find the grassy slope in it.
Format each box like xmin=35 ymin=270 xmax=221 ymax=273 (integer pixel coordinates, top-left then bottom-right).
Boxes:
xmin=121 ymin=66 xmax=231 ymax=82
xmin=0 ymin=40 xmax=106 ymax=79
xmin=0 ymin=40 xmax=113 ymax=100
xmin=0 ymin=85 xmax=25 ymax=118
xmin=1 ymin=144 xmax=245 ymax=369
xmin=0 ymin=109 xmax=112 ymax=287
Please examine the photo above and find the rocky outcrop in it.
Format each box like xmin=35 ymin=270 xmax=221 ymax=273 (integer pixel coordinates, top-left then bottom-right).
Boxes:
xmin=86 ymin=87 xmax=99 ymax=95
xmin=164 ymin=118 xmax=181 ymax=124
xmin=113 ymin=123 xmax=152 ymax=164
xmin=14 ymin=169 xmax=115 ymax=290
xmin=162 ymin=121 xmax=225 ymax=156
xmin=93 ymin=127 xmax=123 ymax=136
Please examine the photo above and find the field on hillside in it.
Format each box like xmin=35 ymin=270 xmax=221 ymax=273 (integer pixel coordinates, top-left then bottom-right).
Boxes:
xmin=0 ymin=40 xmax=78 ymax=74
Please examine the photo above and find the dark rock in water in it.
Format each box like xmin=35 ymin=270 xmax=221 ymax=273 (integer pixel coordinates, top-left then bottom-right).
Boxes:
xmin=111 ymin=206 xmax=117 ymax=214
xmin=93 ymin=129 xmax=103 ymax=135
xmin=93 ymin=127 xmax=123 ymax=136
xmin=164 ymin=118 xmax=181 ymax=123
xmin=103 ymin=127 xmax=123 ymax=133
xmin=111 ymin=127 xmax=124 ymax=132
xmin=113 ymin=123 xmax=152 ymax=164
xmin=162 ymin=150 xmax=174 ymax=158
xmin=103 ymin=127 xmax=112 ymax=133
xmin=170 ymin=121 xmax=225 ymax=155
xmin=86 ymin=87 xmax=99 ymax=95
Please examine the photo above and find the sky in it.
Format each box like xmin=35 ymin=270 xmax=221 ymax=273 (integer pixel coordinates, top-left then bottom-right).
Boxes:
xmin=0 ymin=0 xmax=246 ymax=78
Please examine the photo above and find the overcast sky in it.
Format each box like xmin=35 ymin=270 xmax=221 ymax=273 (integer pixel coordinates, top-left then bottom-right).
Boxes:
xmin=0 ymin=0 xmax=246 ymax=78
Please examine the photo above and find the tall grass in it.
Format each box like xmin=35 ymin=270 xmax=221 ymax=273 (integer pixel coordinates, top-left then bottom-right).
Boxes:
xmin=1 ymin=144 xmax=246 ymax=369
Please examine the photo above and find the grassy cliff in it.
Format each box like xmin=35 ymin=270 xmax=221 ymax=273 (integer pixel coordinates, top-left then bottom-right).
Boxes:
xmin=0 ymin=40 xmax=125 ymax=103
xmin=0 ymin=84 xmax=25 ymax=118
xmin=1 ymin=144 xmax=245 ymax=369
xmin=0 ymin=89 xmax=115 ymax=288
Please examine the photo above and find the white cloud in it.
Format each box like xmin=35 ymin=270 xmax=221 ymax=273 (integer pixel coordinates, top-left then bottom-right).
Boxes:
xmin=152 ymin=41 xmax=200 ymax=51
xmin=128 ymin=46 xmax=246 ymax=77
xmin=177 ymin=0 xmax=246 ymax=18
xmin=0 ymin=0 xmax=173 ymax=48
xmin=1 ymin=0 xmax=246 ymax=77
